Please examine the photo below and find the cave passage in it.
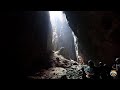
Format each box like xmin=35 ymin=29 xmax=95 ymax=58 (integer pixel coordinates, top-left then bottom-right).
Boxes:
xmin=48 ymin=11 xmax=80 ymax=61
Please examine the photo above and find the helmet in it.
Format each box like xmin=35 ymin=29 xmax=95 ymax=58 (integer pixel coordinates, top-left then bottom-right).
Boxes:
xmin=99 ymin=62 xmax=103 ymax=66
xmin=115 ymin=58 xmax=120 ymax=64
xmin=88 ymin=60 xmax=94 ymax=67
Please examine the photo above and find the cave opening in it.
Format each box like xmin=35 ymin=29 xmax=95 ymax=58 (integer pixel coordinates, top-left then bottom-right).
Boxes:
xmin=48 ymin=11 xmax=81 ymax=62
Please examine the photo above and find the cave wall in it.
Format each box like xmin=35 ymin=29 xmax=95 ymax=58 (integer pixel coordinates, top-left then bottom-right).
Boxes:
xmin=65 ymin=11 xmax=95 ymax=63
xmin=65 ymin=11 xmax=120 ymax=65
xmin=1 ymin=11 xmax=51 ymax=77
xmin=88 ymin=11 xmax=120 ymax=65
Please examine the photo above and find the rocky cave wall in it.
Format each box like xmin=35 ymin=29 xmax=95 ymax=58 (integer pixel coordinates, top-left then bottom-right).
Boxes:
xmin=1 ymin=11 xmax=52 ymax=77
xmin=65 ymin=11 xmax=120 ymax=65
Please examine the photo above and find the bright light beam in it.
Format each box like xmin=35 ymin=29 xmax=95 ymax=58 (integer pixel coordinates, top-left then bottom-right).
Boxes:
xmin=49 ymin=11 xmax=64 ymax=22
xmin=48 ymin=11 xmax=79 ymax=60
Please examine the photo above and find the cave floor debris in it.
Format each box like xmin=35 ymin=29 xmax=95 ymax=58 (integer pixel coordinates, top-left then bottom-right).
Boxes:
xmin=28 ymin=64 xmax=88 ymax=79
xmin=28 ymin=50 xmax=88 ymax=79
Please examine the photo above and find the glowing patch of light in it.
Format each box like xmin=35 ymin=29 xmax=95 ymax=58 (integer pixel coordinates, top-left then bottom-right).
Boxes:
xmin=49 ymin=11 xmax=64 ymax=22
xmin=72 ymin=32 xmax=79 ymax=61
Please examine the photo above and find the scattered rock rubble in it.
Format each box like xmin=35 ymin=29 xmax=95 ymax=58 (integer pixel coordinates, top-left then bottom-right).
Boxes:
xmin=28 ymin=50 xmax=88 ymax=79
xmin=29 ymin=67 xmax=67 ymax=79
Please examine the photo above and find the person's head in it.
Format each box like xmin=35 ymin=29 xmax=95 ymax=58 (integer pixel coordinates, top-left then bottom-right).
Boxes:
xmin=103 ymin=64 xmax=109 ymax=69
xmin=88 ymin=60 xmax=94 ymax=67
xmin=99 ymin=62 xmax=104 ymax=66
xmin=115 ymin=58 xmax=120 ymax=64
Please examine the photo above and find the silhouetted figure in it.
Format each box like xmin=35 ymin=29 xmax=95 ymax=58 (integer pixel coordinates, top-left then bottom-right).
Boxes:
xmin=98 ymin=62 xmax=108 ymax=79
xmin=103 ymin=64 xmax=112 ymax=79
xmin=112 ymin=58 xmax=120 ymax=79
xmin=85 ymin=60 xmax=99 ymax=79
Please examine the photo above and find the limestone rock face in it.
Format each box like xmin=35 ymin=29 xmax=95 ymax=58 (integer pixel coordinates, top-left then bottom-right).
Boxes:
xmin=65 ymin=11 xmax=120 ymax=65
xmin=50 ymin=50 xmax=79 ymax=68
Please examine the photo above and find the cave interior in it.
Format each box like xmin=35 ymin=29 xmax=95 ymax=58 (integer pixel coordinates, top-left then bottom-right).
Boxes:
xmin=1 ymin=11 xmax=120 ymax=79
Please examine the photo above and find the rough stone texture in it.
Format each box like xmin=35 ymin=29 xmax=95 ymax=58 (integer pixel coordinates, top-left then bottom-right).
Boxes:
xmin=28 ymin=50 xmax=84 ymax=79
xmin=50 ymin=50 xmax=79 ymax=68
xmin=28 ymin=66 xmax=84 ymax=79
xmin=65 ymin=11 xmax=120 ymax=65
xmin=66 ymin=65 xmax=83 ymax=79
xmin=29 ymin=67 xmax=67 ymax=79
